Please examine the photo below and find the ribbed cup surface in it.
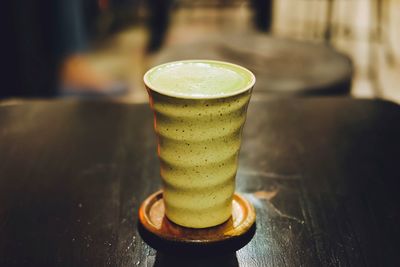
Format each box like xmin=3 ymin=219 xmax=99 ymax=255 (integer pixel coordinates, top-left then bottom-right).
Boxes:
xmin=146 ymin=88 xmax=252 ymax=228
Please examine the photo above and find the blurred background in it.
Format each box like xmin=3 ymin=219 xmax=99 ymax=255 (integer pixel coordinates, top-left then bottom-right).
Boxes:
xmin=2 ymin=0 xmax=399 ymax=103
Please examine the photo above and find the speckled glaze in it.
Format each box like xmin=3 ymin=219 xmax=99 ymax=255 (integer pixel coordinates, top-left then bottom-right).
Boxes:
xmin=144 ymin=60 xmax=255 ymax=228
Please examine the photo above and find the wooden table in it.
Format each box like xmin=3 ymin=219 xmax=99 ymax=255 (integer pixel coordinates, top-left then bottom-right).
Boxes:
xmin=1 ymin=98 xmax=399 ymax=266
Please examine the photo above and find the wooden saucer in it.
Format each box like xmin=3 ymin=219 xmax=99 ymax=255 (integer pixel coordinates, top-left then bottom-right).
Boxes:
xmin=138 ymin=190 xmax=256 ymax=251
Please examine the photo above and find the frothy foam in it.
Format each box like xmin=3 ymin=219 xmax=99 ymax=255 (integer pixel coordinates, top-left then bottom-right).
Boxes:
xmin=145 ymin=61 xmax=254 ymax=98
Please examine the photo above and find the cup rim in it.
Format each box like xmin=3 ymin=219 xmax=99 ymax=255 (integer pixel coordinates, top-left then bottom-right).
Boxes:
xmin=143 ymin=59 xmax=256 ymax=99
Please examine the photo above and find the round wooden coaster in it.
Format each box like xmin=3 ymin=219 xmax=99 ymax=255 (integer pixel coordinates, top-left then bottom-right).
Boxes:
xmin=138 ymin=190 xmax=256 ymax=251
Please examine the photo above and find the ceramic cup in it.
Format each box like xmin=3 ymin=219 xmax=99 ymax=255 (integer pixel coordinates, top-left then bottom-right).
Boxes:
xmin=144 ymin=60 xmax=255 ymax=228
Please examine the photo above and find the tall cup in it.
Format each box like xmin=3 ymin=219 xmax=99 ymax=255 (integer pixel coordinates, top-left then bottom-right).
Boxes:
xmin=144 ymin=60 xmax=255 ymax=228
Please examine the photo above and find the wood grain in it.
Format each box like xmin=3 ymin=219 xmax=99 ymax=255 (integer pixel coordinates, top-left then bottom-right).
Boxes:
xmin=0 ymin=98 xmax=399 ymax=266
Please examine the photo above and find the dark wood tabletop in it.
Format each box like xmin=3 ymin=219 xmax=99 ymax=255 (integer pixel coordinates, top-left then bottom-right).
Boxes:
xmin=0 ymin=98 xmax=399 ymax=266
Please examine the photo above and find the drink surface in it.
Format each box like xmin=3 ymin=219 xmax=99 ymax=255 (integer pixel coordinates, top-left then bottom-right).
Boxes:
xmin=145 ymin=60 xmax=254 ymax=98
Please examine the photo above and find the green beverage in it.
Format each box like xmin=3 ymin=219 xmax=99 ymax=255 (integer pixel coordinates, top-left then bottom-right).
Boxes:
xmin=144 ymin=60 xmax=255 ymax=228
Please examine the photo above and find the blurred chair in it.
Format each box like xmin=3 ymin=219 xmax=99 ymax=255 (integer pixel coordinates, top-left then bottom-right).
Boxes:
xmin=251 ymin=0 xmax=273 ymax=32
xmin=147 ymin=0 xmax=173 ymax=52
